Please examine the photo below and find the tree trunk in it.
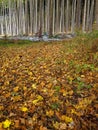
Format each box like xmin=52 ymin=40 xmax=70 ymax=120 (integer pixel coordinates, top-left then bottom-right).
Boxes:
xmin=82 ymin=0 xmax=87 ymax=32
xmin=86 ymin=0 xmax=90 ymax=31
xmin=76 ymin=0 xmax=81 ymax=29
xmin=53 ymin=0 xmax=55 ymax=35
xmin=89 ymin=0 xmax=95 ymax=31
xmin=25 ymin=0 xmax=29 ymax=35
xmin=95 ymin=0 xmax=98 ymax=29
xmin=39 ymin=0 xmax=42 ymax=38
xmin=49 ymin=0 xmax=53 ymax=37
xmin=56 ymin=0 xmax=59 ymax=33
xmin=66 ymin=0 xmax=69 ymax=33
xmin=29 ymin=0 xmax=33 ymax=35
xmin=71 ymin=0 xmax=76 ymax=33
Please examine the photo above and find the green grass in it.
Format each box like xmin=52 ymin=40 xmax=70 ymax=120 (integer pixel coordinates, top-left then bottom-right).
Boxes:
xmin=0 ymin=39 xmax=33 ymax=47
xmin=76 ymin=30 xmax=98 ymax=39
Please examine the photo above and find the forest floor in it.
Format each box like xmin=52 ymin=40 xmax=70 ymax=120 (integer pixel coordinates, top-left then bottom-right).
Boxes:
xmin=0 ymin=32 xmax=98 ymax=130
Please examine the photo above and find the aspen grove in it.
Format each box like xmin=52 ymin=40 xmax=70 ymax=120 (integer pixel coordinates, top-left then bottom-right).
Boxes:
xmin=0 ymin=0 xmax=97 ymax=36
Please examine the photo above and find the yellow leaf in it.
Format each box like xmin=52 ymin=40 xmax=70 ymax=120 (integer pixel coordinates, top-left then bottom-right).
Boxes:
xmin=12 ymin=95 xmax=21 ymax=101
xmin=63 ymin=60 xmax=67 ymax=64
xmin=71 ymin=109 xmax=77 ymax=115
xmin=37 ymin=95 xmax=43 ymax=101
xmin=13 ymin=87 xmax=19 ymax=92
xmin=69 ymin=77 xmax=74 ymax=84
xmin=46 ymin=110 xmax=54 ymax=117
xmin=53 ymin=122 xmax=59 ymax=129
xmin=32 ymin=99 xmax=39 ymax=104
xmin=43 ymin=65 xmax=47 ymax=69
xmin=28 ymin=72 xmax=33 ymax=76
xmin=61 ymin=116 xmax=73 ymax=123
xmin=75 ymin=97 xmax=93 ymax=109
xmin=21 ymin=107 xmax=28 ymax=112
xmin=63 ymin=91 xmax=67 ymax=96
xmin=3 ymin=119 xmax=11 ymax=128
xmin=32 ymin=95 xmax=43 ymax=105
xmin=23 ymin=86 xmax=27 ymax=91
xmin=42 ymin=88 xmax=47 ymax=93
xmin=32 ymin=84 xmax=36 ymax=89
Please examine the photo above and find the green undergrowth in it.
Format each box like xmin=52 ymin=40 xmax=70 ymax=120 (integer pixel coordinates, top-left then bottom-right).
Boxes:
xmin=0 ymin=39 xmax=33 ymax=47
xmin=76 ymin=30 xmax=98 ymax=39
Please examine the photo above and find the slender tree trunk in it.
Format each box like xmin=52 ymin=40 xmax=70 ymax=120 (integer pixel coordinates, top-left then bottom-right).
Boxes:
xmin=82 ymin=0 xmax=87 ymax=32
xmin=42 ymin=0 xmax=45 ymax=33
xmin=86 ymin=0 xmax=90 ymax=31
xmin=45 ymin=0 xmax=50 ymax=34
xmin=8 ymin=0 xmax=12 ymax=35
xmin=71 ymin=0 xmax=76 ymax=33
xmin=62 ymin=0 xmax=65 ymax=33
xmin=0 ymin=0 xmax=97 ymax=36
xmin=53 ymin=0 xmax=55 ymax=35
xmin=35 ymin=0 xmax=38 ymax=33
xmin=89 ymin=0 xmax=95 ymax=31
xmin=60 ymin=0 xmax=65 ymax=33
xmin=25 ymin=0 xmax=29 ymax=35
xmin=49 ymin=0 xmax=53 ymax=37
xmin=76 ymin=0 xmax=81 ymax=29
xmin=66 ymin=0 xmax=69 ymax=33
xmin=29 ymin=0 xmax=33 ymax=34
xmin=56 ymin=0 xmax=59 ymax=33
xmin=95 ymin=0 xmax=98 ymax=29
xmin=39 ymin=0 xmax=42 ymax=38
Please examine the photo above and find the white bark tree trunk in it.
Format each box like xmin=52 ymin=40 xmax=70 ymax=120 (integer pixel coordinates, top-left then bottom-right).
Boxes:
xmin=0 ymin=0 xmax=96 ymax=36
xmin=95 ymin=0 xmax=98 ymax=30
xmin=89 ymin=0 xmax=95 ymax=31
xmin=82 ymin=0 xmax=87 ymax=32
xmin=71 ymin=0 xmax=76 ymax=33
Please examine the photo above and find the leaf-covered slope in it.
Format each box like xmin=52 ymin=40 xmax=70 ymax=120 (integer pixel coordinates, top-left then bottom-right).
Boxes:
xmin=0 ymin=39 xmax=98 ymax=130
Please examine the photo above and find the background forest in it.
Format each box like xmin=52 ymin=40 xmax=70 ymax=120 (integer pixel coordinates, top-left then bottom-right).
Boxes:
xmin=0 ymin=0 xmax=98 ymax=36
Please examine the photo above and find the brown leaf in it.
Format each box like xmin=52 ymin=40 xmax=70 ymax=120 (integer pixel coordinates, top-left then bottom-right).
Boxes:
xmin=14 ymin=120 xmax=20 ymax=128
xmin=40 ymin=126 xmax=48 ymax=130
xmin=59 ymin=123 xmax=67 ymax=130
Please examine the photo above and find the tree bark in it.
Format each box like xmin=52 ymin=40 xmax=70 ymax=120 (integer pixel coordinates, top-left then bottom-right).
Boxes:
xmin=82 ymin=0 xmax=87 ymax=32
xmin=95 ymin=0 xmax=98 ymax=29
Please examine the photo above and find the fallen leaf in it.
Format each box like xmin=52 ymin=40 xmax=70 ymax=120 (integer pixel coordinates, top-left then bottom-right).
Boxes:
xmin=53 ymin=122 xmax=59 ymax=129
xmin=40 ymin=126 xmax=48 ymax=130
xmin=21 ymin=107 xmax=28 ymax=112
xmin=61 ymin=115 xmax=73 ymax=123
xmin=59 ymin=123 xmax=67 ymax=130
xmin=0 ymin=105 xmax=4 ymax=111
xmin=37 ymin=95 xmax=44 ymax=101
xmin=32 ymin=84 xmax=37 ymax=89
xmin=46 ymin=110 xmax=54 ymax=117
xmin=0 ymin=123 xmax=2 ymax=129
xmin=32 ymin=99 xmax=39 ymax=104
xmin=2 ymin=119 xmax=11 ymax=129
xmin=14 ymin=120 xmax=20 ymax=128
xmin=13 ymin=86 xmax=19 ymax=92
